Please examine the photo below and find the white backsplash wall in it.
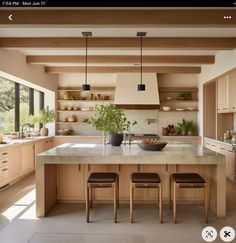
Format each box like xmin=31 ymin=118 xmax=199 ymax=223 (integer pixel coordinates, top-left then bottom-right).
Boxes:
xmin=124 ymin=110 xmax=159 ymax=134
xmin=159 ymin=111 xmax=198 ymax=135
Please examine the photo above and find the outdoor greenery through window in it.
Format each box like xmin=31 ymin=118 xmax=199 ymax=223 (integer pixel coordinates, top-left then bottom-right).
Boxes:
xmin=0 ymin=76 xmax=44 ymax=134
xmin=0 ymin=77 xmax=15 ymax=132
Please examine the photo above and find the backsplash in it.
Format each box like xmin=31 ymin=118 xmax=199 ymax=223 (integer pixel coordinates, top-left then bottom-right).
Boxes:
xmin=124 ymin=110 xmax=159 ymax=134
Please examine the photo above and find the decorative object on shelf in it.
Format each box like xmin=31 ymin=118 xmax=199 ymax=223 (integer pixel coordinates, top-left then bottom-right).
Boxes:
xmin=162 ymin=106 xmax=171 ymax=111
xmin=88 ymin=103 xmax=137 ymax=146
xmin=165 ymin=96 xmax=172 ymax=100
xmin=162 ymin=127 xmax=169 ymax=136
xmin=68 ymin=115 xmax=76 ymax=122
xmin=73 ymin=106 xmax=78 ymax=110
xmin=61 ymin=106 xmax=66 ymax=110
xmin=187 ymin=107 xmax=195 ymax=111
xmin=176 ymin=119 xmax=197 ymax=136
xmin=137 ymin=32 xmax=146 ymax=91
xmin=82 ymin=32 xmax=92 ymax=91
xmin=176 ymin=108 xmax=185 ymax=111
xmin=57 ymin=129 xmax=73 ymax=135
xmin=38 ymin=106 xmax=55 ymax=136
xmin=178 ymin=91 xmax=193 ymax=100
xmin=67 ymin=106 xmax=72 ymax=110
xmin=63 ymin=91 xmax=70 ymax=100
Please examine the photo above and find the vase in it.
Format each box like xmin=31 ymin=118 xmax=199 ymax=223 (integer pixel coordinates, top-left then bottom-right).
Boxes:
xmin=63 ymin=91 xmax=70 ymax=100
xmin=108 ymin=133 xmax=123 ymax=146
xmin=40 ymin=127 xmax=48 ymax=136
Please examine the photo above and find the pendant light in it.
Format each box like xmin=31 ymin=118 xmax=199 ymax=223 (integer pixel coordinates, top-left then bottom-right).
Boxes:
xmin=137 ymin=32 xmax=146 ymax=91
xmin=82 ymin=32 xmax=92 ymax=91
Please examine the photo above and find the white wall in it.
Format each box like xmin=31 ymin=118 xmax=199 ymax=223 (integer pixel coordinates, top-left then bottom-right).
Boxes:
xmin=0 ymin=49 xmax=58 ymax=135
xmin=198 ymin=50 xmax=236 ymax=138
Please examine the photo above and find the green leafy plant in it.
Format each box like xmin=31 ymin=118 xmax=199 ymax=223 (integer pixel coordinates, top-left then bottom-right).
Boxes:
xmin=88 ymin=104 xmax=137 ymax=134
xmin=176 ymin=119 xmax=197 ymax=136
xmin=38 ymin=106 xmax=55 ymax=128
xmin=179 ymin=91 xmax=192 ymax=100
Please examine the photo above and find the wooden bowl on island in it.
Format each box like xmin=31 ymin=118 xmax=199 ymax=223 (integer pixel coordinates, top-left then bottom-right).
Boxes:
xmin=137 ymin=138 xmax=167 ymax=151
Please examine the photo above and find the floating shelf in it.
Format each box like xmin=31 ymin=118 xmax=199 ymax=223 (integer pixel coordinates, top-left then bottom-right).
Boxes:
xmin=57 ymin=100 xmax=113 ymax=102
xmin=56 ymin=110 xmax=95 ymax=112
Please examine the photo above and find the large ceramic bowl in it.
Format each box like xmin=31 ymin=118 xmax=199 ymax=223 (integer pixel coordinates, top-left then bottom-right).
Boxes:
xmin=137 ymin=142 xmax=167 ymax=151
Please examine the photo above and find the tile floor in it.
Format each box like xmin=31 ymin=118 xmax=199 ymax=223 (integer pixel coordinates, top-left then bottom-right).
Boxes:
xmin=0 ymin=174 xmax=235 ymax=243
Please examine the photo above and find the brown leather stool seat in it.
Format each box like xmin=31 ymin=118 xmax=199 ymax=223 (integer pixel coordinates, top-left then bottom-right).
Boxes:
xmin=170 ymin=172 xmax=208 ymax=223
xmin=131 ymin=173 xmax=161 ymax=184
xmin=86 ymin=172 xmax=119 ymax=223
xmin=130 ymin=172 xmax=162 ymax=223
xmin=88 ymin=172 xmax=118 ymax=184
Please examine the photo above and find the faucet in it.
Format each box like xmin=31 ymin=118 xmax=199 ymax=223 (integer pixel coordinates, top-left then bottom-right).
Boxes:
xmin=21 ymin=123 xmax=33 ymax=139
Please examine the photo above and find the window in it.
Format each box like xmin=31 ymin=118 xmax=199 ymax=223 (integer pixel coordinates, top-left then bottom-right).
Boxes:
xmin=0 ymin=76 xmax=44 ymax=133
xmin=0 ymin=77 xmax=15 ymax=133
xmin=19 ymin=84 xmax=30 ymax=128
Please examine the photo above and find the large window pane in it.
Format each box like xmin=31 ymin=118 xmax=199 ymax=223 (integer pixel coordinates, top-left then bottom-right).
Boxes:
xmin=0 ymin=77 xmax=15 ymax=133
xmin=20 ymin=84 xmax=30 ymax=127
xmin=34 ymin=90 xmax=40 ymax=132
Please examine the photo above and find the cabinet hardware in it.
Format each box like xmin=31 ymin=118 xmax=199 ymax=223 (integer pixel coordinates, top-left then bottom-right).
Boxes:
xmin=2 ymin=152 xmax=8 ymax=155
xmin=78 ymin=164 xmax=81 ymax=171
xmin=227 ymin=150 xmax=234 ymax=153
xmin=1 ymin=161 xmax=8 ymax=164
xmin=211 ymin=144 xmax=216 ymax=147
xmin=137 ymin=164 xmax=140 ymax=172
xmin=2 ymin=168 xmax=8 ymax=171
xmin=220 ymin=147 xmax=226 ymax=150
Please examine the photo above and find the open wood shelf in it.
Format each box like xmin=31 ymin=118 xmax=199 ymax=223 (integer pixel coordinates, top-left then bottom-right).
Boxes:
xmin=57 ymin=100 xmax=113 ymax=102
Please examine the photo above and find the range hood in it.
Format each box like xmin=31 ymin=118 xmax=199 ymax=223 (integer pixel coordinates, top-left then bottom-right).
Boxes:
xmin=114 ymin=73 xmax=160 ymax=109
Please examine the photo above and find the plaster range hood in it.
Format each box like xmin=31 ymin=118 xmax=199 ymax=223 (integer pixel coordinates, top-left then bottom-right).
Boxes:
xmin=114 ymin=73 xmax=160 ymax=109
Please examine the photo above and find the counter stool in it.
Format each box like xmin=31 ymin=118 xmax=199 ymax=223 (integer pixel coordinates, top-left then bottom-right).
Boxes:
xmin=130 ymin=172 xmax=162 ymax=223
xmin=86 ymin=172 xmax=119 ymax=223
xmin=169 ymin=173 xmax=208 ymax=223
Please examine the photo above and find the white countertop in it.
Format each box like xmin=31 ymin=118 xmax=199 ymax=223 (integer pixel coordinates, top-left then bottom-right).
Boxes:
xmin=36 ymin=142 xmax=225 ymax=165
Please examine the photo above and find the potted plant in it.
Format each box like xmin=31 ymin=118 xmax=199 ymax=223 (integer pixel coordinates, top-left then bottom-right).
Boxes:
xmin=176 ymin=119 xmax=197 ymax=136
xmin=89 ymin=104 xmax=137 ymax=146
xmin=38 ymin=106 xmax=55 ymax=136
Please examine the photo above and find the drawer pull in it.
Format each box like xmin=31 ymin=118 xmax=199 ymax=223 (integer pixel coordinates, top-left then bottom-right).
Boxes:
xmin=2 ymin=168 xmax=8 ymax=171
xmin=1 ymin=152 xmax=8 ymax=155
xmin=211 ymin=144 xmax=216 ymax=147
xmin=220 ymin=147 xmax=226 ymax=151
xmin=1 ymin=161 xmax=8 ymax=164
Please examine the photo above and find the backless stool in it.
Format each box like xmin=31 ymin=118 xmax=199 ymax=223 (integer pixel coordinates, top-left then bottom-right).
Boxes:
xmin=130 ymin=172 xmax=162 ymax=223
xmin=86 ymin=172 xmax=119 ymax=223
xmin=170 ymin=173 xmax=208 ymax=223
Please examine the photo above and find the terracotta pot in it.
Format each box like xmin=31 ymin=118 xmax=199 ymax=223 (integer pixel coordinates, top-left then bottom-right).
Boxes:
xmin=40 ymin=127 xmax=48 ymax=136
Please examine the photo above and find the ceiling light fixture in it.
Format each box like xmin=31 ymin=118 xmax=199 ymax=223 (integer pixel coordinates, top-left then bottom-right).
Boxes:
xmin=82 ymin=32 xmax=92 ymax=91
xmin=137 ymin=32 xmax=146 ymax=91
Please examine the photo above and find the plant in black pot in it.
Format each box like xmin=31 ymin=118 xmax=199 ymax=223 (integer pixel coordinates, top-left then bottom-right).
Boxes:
xmin=88 ymin=104 xmax=137 ymax=146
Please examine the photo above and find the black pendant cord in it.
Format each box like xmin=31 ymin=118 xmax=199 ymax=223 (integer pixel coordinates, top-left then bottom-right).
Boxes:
xmin=85 ymin=34 xmax=88 ymax=85
xmin=140 ymin=35 xmax=143 ymax=85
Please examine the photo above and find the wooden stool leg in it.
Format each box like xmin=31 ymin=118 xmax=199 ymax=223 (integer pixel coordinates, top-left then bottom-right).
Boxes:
xmin=117 ymin=176 xmax=119 ymax=209
xmin=169 ymin=176 xmax=172 ymax=209
xmin=114 ymin=182 xmax=117 ymax=223
xmin=173 ymin=182 xmax=177 ymax=223
xmin=159 ymin=184 xmax=163 ymax=223
xmin=204 ymin=183 xmax=208 ymax=223
xmin=90 ymin=187 xmax=93 ymax=209
xmin=86 ymin=184 xmax=90 ymax=223
xmin=130 ymin=179 xmax=134 ymax=223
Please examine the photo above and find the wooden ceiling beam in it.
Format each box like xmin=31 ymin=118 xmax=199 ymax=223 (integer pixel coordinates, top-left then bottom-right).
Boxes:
xmin=0 ymin=9 xmax=236 ymax=26
xmin=45 ymin=66 xmax=201 ymax=74
xmin=1 ymin=37 xmax=236 ymax=49
xmin=26 ymin=55 xmax=215 ymax=64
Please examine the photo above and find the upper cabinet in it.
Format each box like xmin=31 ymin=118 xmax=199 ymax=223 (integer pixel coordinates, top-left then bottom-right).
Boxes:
xmin=229 ymin=69 xmax=236 ymax=112
xmin=217 ymin=70 xmax=236 ymax=113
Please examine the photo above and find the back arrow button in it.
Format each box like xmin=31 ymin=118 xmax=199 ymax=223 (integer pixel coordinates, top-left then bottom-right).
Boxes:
xmin=8 ymin=14 xmax=13 ymax=21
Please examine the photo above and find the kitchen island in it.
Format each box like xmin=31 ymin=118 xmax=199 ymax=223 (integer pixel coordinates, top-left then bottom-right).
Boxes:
xmin=36 ymin=142 xmax=226 ymax=218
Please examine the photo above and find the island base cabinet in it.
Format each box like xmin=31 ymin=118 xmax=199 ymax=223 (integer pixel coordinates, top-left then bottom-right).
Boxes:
xmin=57 ymin=165 xmax=85 ymax=200
xmin=21 ymin=144 xmax=35 ymax=174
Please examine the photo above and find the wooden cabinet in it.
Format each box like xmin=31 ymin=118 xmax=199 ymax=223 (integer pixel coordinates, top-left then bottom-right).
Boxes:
xmin=0 ymin=149 xmax=10 ymax=188
xmin=35 ymin=138 xmax=54 ymax=155
xmin=204 ymin=137 xmax=235 ymax=182
xmin=229 ymin=70 xmax=236 ymax=112
xmin=9 ymin=146 xmax=22 ymax=181
xmin=217 ymin=74 xmax=229 ymax=113
xmin=57 ymin=164 xmax=85 ymax=200
xmin=21 ymin=143 xmax=35 ymax=174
